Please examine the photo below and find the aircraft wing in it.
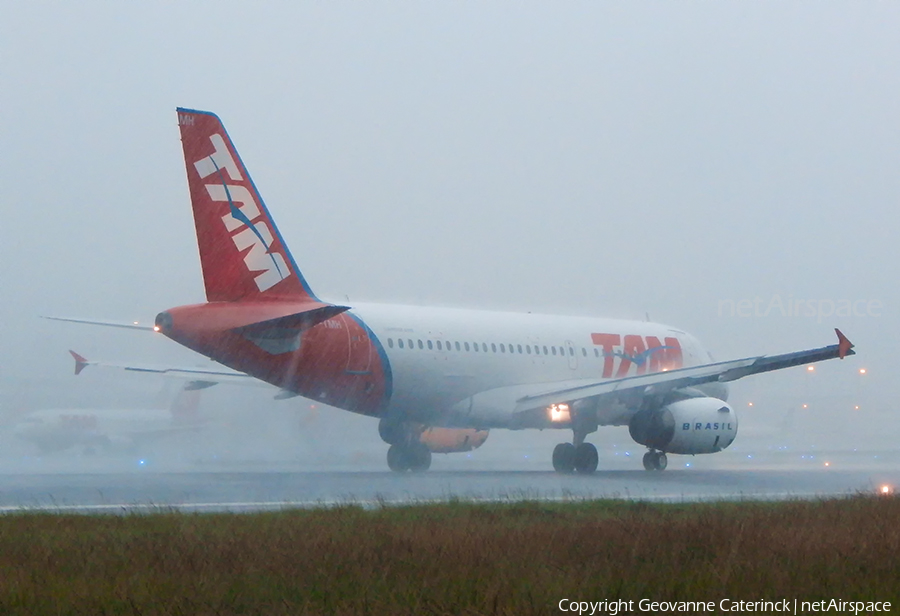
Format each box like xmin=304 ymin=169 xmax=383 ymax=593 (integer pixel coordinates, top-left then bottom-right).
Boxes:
xmin=513 ymin=328 xmax=854 ymax=414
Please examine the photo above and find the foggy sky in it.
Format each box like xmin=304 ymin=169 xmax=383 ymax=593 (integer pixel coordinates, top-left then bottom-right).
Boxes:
xmin=1 ymin=3 xmax=897 ymax=445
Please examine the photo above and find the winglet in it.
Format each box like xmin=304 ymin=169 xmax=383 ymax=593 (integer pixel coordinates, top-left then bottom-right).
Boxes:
xmin=835 ymin=328 xmax=853 ymax=359
xmin=69 ymin=350 xmax=90 ymax=376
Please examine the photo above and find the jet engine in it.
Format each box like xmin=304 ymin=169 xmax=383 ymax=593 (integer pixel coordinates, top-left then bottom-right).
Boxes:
xmin=378 ymin=418 xmax=488 ymax=453
xmin=418 ymin=427 xmax=489 ymax=453
xmin=629 ymin=397 xmax=737 ymax=455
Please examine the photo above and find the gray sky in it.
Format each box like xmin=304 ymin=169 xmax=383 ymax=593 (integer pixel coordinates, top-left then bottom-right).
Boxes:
xmin=1 ymin=3 xmax=897 ymax=435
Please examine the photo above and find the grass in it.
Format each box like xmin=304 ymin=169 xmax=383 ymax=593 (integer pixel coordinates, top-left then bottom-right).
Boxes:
xmin=0 ymin=495 xmax=898 ymax=615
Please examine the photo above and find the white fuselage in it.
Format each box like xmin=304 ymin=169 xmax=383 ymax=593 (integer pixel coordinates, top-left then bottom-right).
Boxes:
xmin=350 ymin=303 xmax=719 ymax=428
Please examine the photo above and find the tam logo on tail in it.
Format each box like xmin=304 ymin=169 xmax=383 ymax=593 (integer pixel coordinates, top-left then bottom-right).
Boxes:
xmin=192 ymin=133 xmax=290 ymax=293
xmin=177 ymin=109 xmax=313 ymax=301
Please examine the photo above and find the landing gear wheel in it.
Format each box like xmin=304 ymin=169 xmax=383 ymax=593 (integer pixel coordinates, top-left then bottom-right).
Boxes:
xmin=387 ymin=443 xmax=432 ymax=472
xmin=656 ymin=452 xmax=667 ymax=471
xmin=552 ymin=443 xmax=576 ymax=473
xmin=642 ymin=451 xmax=667 ymax=471
xmin=574 ymin=442 xmax=599 ymax=474
xmin=408 ymin=443 xmax=432 ymax=472
xmin=387 ymin=444 xmax=410 ymax=472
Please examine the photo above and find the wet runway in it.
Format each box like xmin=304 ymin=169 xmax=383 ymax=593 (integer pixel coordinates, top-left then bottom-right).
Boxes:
xmin=0 ymin=468 xmax=896 ymax=513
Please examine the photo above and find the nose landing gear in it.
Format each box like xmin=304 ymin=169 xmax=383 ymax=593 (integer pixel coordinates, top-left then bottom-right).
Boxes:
xmin=642 ymin=450 xmax=667 ymax=471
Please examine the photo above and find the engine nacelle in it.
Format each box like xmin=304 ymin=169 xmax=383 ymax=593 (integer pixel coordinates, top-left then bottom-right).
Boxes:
xmin=629 ymin=397 xmax=737 ymax=455
xmin=419 ymin=427 xmax=489 ymax=453
xmin=378 ymin=418 xmax=488 ymax=453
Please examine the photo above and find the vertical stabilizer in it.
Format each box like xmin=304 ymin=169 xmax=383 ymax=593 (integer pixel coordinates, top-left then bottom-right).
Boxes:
xmin=176 ymin=108 xmax=316 ymax=302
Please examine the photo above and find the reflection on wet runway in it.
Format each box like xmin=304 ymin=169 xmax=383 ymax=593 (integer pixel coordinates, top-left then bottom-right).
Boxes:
xmin=0 ymin=469 xmax=896 ymax=514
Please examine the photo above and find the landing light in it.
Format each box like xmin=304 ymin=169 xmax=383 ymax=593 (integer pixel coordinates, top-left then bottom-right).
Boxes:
xmin=859 ymin=368 xmax=867 ymax=375
xmin=748 ymin=402 xmax=754 ymax=407
xmin=824 ymin=461 xmax=830 ymax=467
xmin=880 ymin=485 xmax=892 ymax=496
xmin=802 ymin=404 xmax=808 ymax=409
xmin=548 ymin=403 xmax=571 ymax=423
xmin=153 ymin=326 xmax=160 ymax=332
xmin=807 ymin=365 xmax=815 ymax=372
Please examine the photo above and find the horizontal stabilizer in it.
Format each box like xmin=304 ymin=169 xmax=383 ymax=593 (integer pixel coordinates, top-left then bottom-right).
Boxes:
xmin=232 ymin=305 xmax=350 ymax=335
xmin=46 ymin=316 xmax=157 ymax=331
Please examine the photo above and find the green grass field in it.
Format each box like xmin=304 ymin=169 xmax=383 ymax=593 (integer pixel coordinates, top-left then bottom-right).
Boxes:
xmin=1 ymin=495 xmax=897 ymax=615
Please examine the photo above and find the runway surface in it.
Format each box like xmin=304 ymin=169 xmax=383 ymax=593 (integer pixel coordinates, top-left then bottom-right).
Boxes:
xmin=0 ymin=469 xmax=896 ymax=513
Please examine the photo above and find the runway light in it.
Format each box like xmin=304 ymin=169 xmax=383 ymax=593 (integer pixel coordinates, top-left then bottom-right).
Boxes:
xmin=807 ymin=365 xmax=815 ymax=372
xmin=548 ymin=403 xmax=571 ymax=423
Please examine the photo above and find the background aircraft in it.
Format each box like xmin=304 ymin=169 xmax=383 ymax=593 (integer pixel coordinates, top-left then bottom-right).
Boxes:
xmin=11 ymin=353 xmax=206 ymax=455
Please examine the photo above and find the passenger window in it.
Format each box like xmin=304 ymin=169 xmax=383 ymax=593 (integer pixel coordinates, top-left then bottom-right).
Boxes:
xmin=427 ymin=340 xmax=433 ymax=350
xmin=398 ymin=339 xmax=404 ymax=349
xmin=418 ymin=340 xmax=424 ymax=350
xmin=491 ymin=343 xmax=497 ymax=353
xmin=436 ymin=340 xmax=442 ymax=351
xmin=482 ymin=343 xmax=487 ymax=352
xmin=517 ymin=344 xmax=523 ymax=354
xmin=500 ymin=343 xmax=506 ymax=353
xmin=569 ymin=347 xmax=574 ymax=356
xmin=526 ymin=345 xmax=531 ymax=354
xmin=408 ymin=339 xmax=414 ymax=349
xmin=582 ymin=348 xmax=587 ymax=357
xmin=388 ymin=338 xmax=394 ymax=348
xmin=464 ymin=342 xmax=470 ymax=351
xmin=474 ymin=343 xmax=479 ymax=352
xmin=594 ymin=348 xmax=599 ymax=358
xmin=543 ymin=345 xmax=548 ymax=355
xmin=455 ymin=341 xmax=461 ymax=351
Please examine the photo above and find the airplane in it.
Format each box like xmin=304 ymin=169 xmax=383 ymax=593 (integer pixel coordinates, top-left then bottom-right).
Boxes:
xmin=12 ymin=352 xmax=206 ymax=455
xmin=50 ymin=107 xmax=857 ymax=473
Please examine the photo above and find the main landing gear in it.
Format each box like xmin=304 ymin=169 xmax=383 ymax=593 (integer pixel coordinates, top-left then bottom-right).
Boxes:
xmin=642 ymin=450 xmax=668 ymax=471
xmin=552 ymin=441 xmax=599 ymax=474
xmin=387 ymin=442 xmax=432 ymax=472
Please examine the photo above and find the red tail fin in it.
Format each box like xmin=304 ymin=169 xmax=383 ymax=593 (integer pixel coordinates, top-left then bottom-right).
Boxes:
xmin=176 ymin=108 xmax=316 ymax=302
